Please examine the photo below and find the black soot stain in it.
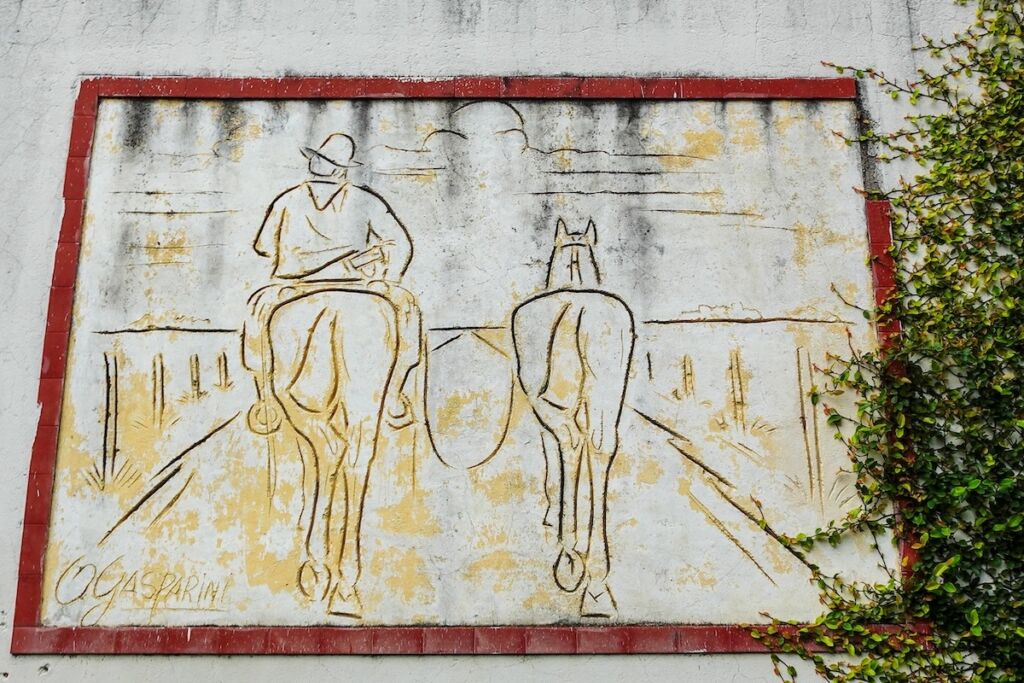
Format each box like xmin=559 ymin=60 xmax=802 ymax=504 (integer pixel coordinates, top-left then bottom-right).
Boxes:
xmin=121 ymin=99 xmax=153 ymax=153
xmin=760 ymin=101 xmax=778 ymax=188
xmin=304 ymin=100 xmax=328 ymax=145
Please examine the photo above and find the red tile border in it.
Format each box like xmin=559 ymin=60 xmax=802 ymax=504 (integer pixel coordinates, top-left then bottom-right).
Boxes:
xmin=864 ymin=199 xmax=921 ymax=587
xmin=473 ymin=626 xmax=527 ymax=654
xmin=577 ymin=626 xmax=630 ymax=653
xmin=73 ymin=80 xmax=100 ymax=116
xmin=423 ymin=626 xmax=475 ymax=654
xmin=13 ymin=576 xmax=43 ymax=627
xmin=866 ymin=200 xmax=893 ymax=245
xmin=453 ymin=77 xmax=504 ymax=98
xmin=14 ymin=75 xmax=920 ymax=658
xmin=28 ymin=426 xmax=59 ymax=475
xmin=625 ymin=625 xmax=677 ymax=653
xmin=116 ymin=628 xmax=220 ymax=654
xmin=524 ymin=626 xmax=577 ymax=654
xmin=319 ymin=627 xmax=373 ymax=653
xmin=58 ymin=199 xmax=85 ymax=244
xmin=82 ymin=76 xmax=856 ymax=101
xmin=39 ymin=330 xmax=69 ymax=379
xmin=12 ymin=626 xmax=72 ymax=653
xmin=51 ymin=244 xmax=80 ymax=288
xmin=62 ymin=156 xmax=89 ymax=200
xmin=17 ymin=523 xmax=48 ymax=577
xmin=266 ymin=627 xmax=322 ymax=655
xmin=217 ymin=627 xmax=270 ymax=654
xmin=36 ymin=377 xmax=63 ymax=426
xmin=67 ymin=116 xmax=96 ymax=158
xmin=45 ymin=287 xmax=74 ymax=333
xmin=371 ymin=627 xmax=425 ymax=654
xmin=866 ymin=199 xmax=902 ymax=345
xmin=22 ymin=471 xmax=55 ymax=526
xmin=8 ymin=623 xmax=932 ymax=655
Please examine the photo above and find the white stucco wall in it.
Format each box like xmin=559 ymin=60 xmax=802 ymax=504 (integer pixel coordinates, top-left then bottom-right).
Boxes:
xmin=0 ymin=0 xmax=971 ymax=679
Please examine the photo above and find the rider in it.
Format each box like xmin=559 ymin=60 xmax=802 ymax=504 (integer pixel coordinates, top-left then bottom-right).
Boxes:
xmin=242 ymin=132 xmax=421 ymax=432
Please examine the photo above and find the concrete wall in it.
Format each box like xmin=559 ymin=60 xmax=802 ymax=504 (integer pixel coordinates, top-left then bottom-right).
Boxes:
xmin=0 ymin=1 xmax=971 ymax=679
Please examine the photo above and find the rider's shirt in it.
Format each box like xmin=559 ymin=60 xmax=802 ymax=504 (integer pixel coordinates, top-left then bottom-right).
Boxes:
xmin=254 ymin=180 xmax=403 ymax=280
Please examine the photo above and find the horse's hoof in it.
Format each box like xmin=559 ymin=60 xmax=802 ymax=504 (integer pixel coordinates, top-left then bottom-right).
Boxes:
xmin=247 ymin=401 xmax=283 ymax=435
xmin=327 ymin=584 xmax=363 ymax=619
xmin=553 ymin=548 xmax=585 ymax=593
xmin=297 ymin=561 xmax=331 ymax=601
xmin=542 ymin=506 xmax=555 ymax=528
xmin=580 ymin=582 xmax=617 ymax=618
xmin=386 ymin=394 xmax=415 ymax=430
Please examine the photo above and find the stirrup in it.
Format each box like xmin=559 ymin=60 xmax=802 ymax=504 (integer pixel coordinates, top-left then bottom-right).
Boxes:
xmin=386 ymin=393 xmax=415 ymax=430
xmin=247 ymin=400 xmax=283 ymax=435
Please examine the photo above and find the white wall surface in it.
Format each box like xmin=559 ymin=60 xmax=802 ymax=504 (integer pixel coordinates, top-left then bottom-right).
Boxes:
xmin=0 ymin=0 xmax=971 ymax=680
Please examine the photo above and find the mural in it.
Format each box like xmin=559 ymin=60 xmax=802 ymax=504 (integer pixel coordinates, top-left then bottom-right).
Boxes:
xmin=41 ymin=97 xmax=888 ymax=627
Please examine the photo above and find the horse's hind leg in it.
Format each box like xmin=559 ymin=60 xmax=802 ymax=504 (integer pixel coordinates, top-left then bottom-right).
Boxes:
xmin=540 ymin=428 xmax=560 ymax=528
xmin=580 ymin=436 xmax=617 ymax=617
xmin=550 ymin=423 xmax=586 ymax=593
xmin=327 ymin=416 xmax=376 ymax=617
xmin=293 ymin=418 xmax=345 ymax=602
xmin=577 ymin=394 xmax=624 ymax=618
xmin=325 ymin=298 xmax=395 ymax=618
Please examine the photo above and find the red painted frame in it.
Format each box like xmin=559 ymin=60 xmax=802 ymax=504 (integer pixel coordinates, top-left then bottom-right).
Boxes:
xmin=15 ymin=75 xmax=908 ymax=656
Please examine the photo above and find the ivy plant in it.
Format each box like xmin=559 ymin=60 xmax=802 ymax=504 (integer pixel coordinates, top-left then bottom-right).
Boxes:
xmin=752 ymin=1 xmax=1024 ymax=680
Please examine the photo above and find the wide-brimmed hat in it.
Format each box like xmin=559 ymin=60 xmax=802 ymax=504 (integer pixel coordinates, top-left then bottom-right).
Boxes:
xmin=301 ymin=132 xmax=363 ymax=167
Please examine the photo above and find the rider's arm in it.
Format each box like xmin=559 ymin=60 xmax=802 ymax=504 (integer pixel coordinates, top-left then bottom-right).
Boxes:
xmin=253 ymin=192 xmax=290 ymax=258
xmin=361 ymin=187 xmax=413 ymax=281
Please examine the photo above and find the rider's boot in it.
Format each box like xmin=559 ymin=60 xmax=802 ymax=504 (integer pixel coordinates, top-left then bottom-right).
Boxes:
xmin=385 ymin=391 xmax=415 ymax=430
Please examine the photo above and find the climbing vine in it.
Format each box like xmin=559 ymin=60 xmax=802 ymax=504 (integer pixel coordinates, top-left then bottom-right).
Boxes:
xmin=752 ymin=1 xmax=1024 ymax=680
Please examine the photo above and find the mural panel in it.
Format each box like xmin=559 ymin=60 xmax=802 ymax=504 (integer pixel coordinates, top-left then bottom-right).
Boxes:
xmin=41 ymin=97 xmax=887 ymax=627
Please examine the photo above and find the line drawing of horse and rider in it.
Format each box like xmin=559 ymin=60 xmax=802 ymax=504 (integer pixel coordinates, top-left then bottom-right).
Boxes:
xmin=241 ymin=131 xmax=635 ymax=620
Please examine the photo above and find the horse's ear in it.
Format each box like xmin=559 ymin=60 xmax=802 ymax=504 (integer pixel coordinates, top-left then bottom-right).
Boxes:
xmin=554 ymin=217 xmax=569 ymax=245
xmin=584 ymin=218 xmax=597 ymax=245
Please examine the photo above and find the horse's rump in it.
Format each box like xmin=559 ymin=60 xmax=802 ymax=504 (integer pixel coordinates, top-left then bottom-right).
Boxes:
xmin=512 ymin=289 xmax=634 ymax=414
xmin=268 ymin=290 xmax=399 ymax=418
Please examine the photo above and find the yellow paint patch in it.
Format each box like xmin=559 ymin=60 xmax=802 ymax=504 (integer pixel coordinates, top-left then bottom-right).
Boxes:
xmin=434 ymin=389 xmax=494 ymax=434
xmin=143 ymin=230 xmax=190 ymax=265
xmin=413 ymin=169 xmax=437 ymax=184
xmin=728 ymin=117 xmax=762 ymax=150
xmin=474 ymin=526 xmax=510 ymax=549
xmin=636 ymin=456 xmax=664 ymax=485
xmin=678 ymin=475 xmax=693 ymax=498
xmin=523 ymin=585 xmax=558 ymax=610
xmin=676 ymin=562 xmax=719 ymax=588
xmin=370 ymin=547 xmax=435 ymax=604
xmin=472 ymin=468 xmax=528 ymax=505
xmin=683 ymin=128 xmax=724 ymax=160
xmin=415 ymin=122 xmax=438 ymax=138
xmin=464 ymin=549 xmax=521 ymax=591
xmin=792 ymin=218 xmax=857 ymax=269
xmin=693 ymin=104 xmax=715 ymax=126
xmin=378 ymin=490 xmax=442 ymax=536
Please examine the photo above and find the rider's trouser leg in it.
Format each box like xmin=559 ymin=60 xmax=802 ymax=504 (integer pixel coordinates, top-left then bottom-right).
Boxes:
xmin=367 ymin=282 xmax=422 ymax=404
xmin=242 ymin=285 xmax=287 ymax=433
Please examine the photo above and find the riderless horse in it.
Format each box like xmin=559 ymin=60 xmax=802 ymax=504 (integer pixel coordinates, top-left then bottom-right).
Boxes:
xmin=512 ymin=218 xmax=634 ymax=618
